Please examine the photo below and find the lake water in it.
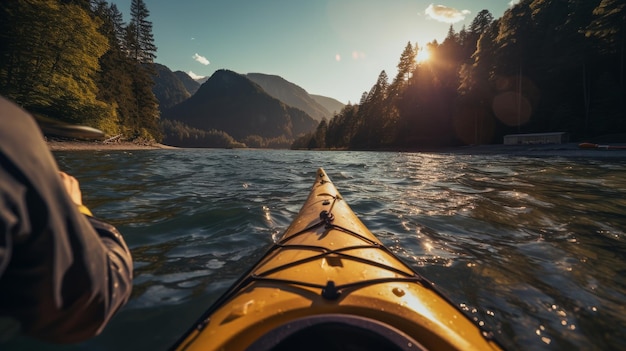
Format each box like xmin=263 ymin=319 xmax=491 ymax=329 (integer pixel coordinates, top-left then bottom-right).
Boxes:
xmin=5 ymin=149 xmax=626 ymax=350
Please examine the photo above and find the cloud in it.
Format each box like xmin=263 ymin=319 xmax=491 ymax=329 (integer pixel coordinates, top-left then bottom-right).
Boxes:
xmin=508 ymin=0 xmax=520 ymax=7
xmin=425 ymin=4 xmax=471 ymax=23
xmin=192 ymin=53 xmax=210 ymax=65
xmin=187 ymin=71 xmax=205 ymax=80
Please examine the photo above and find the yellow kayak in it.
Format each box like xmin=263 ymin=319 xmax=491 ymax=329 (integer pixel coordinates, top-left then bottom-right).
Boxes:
xmin=173 ymin=168 xmax=503 ymax=351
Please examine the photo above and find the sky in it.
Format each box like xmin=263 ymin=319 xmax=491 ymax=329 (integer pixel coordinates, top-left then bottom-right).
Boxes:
xmin=112 ymin=1 xmax=519 ymax=104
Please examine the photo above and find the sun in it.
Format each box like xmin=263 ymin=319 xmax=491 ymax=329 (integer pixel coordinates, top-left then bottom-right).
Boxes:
xmin=416 ymin=47 xmax=431 ymax=64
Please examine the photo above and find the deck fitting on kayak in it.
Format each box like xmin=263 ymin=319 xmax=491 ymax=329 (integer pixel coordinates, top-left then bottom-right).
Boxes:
xmin=321 ymin=280 xmax=341 ymax=300
xmin=319 ymin=210 xmax=335 ymax=224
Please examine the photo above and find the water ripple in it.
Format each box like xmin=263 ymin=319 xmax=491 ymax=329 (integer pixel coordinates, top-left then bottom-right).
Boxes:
xmin=40 ymin=149 xmax=626 ymax=351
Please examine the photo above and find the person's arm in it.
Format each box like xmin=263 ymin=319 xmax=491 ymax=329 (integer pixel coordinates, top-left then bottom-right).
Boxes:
xmin=0 ymin=96 xmax=133 ymax=343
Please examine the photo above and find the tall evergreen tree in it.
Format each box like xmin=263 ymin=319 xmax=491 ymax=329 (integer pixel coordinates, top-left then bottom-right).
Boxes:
xmin=129 ymin=0 xmax=156 ymax=63
xmin=458 ymin=18 xmax=499 ymax=144
xmin=469 ymin=10 xmax=495 ymax=36
xmin=390 ymin=42 xmax=417 ymax=93
xmin=463 ymin=10 xmax=494 ymax=62
xmin=387 ymin=42 xmax=417 ymax=145
xmin=108 ymin=3 xmax=127 ymax=50
xmin=122 ymin=0 xmax=161 ymax=140
xmin=352 ymin=71 xmax=389 ymax=148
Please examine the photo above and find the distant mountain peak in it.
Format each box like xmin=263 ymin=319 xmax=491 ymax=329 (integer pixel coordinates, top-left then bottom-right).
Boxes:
xmin=246 ymin=73 xmax=340 ymax=122
xmin=162 ymin=69 xmax=318 ymax=144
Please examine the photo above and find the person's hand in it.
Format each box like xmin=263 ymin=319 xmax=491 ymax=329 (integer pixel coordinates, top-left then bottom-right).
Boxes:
xmin=59 ymin=171 xmax=83 ymax=206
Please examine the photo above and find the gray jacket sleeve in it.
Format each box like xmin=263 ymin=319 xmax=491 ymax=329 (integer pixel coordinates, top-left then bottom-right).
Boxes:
xmin=0 ymin=96 xmax=133 ymax=343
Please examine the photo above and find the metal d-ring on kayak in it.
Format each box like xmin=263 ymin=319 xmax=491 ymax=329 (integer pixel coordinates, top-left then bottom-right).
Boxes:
xmin=172 ymin=168 xmax=504 ymax=351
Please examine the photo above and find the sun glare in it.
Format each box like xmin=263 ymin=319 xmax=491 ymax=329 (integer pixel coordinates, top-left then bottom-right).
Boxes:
xmin=416 ymin=47 xmax=431 ymax=64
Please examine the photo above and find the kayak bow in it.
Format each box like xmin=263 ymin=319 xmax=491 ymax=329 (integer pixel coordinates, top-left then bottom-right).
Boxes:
xmin=173 ymin=168 xmax=503 ymax=351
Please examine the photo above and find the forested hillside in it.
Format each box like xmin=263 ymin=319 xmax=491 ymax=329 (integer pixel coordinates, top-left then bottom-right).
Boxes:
xmin=162 ymin=70 xmax=318 ymax=148
xmin=310 ymin=94 xmax=346 ymax=116
xmin=174 ymin=71 xmax=201 ymax=96
xmin=246 ymin=73 xmax=333 ymax=122
xmin=295 ymin=0 xmax=626 ymax=150
xmin=152 ymin=63 xmax=191 ymax=113
xmin=0 ymin=0 xmax=162 ymax=142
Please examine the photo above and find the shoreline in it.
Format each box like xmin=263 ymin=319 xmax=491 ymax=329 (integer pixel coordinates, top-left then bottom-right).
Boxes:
xmin=47 ymin=139 xmax=177 ymax=151
xmin=442 ymin=142 xmax=626 ymax=158
xmin=46 ymin=140 xmax=626 ymax=158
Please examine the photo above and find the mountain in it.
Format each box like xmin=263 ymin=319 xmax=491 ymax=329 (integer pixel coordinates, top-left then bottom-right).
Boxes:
xmin=151 ymin=63 xmax=191 ymax=112
xmin=173 ymin=71 xmax=201 ymax=96
xmin=310 ymin=94 xmax=345 ymax=116
xmin=246 ymin=73 xmax=332 ymax=122
xmin=193 ymin=76 xmax=209 ymax=85
xmin=162 ymin=69 xmax=318 ymax=143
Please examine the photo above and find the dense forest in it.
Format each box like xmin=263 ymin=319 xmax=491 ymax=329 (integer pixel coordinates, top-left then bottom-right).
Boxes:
xmin=294 ymin=0 xmax=626 ymax=149
xmin=0 ymin=0 xmax=162 ymax=142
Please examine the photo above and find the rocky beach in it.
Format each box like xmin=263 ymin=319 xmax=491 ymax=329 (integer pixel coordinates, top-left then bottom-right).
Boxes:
xmin=46 ymin=139 xmax=177 ymax=151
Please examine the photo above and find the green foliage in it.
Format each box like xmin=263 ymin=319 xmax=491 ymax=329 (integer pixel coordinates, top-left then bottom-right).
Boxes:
xmin=0 ymin=0 xmax=162 ymax=141
xmin=241 ymin=135 xmax=293 ymax=149
xmin=0 ymin=0 xmax=109 ymax=123
xmin=88 ymin=103 xmax=121 ymax=136
xmin=162 ymin=119 xmax=245 ymax=148
xmin=291 ymin=132 xmax=315 ymax=150
xmin=586 ymin=0 xmax=626 ymax=53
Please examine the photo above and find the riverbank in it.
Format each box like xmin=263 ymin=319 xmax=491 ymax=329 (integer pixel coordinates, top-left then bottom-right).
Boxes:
xmin=47 ymin=139 xmax=177 ymax=151
xmin=444 ymin=142 xmax=626 ymax=158
xmin=47 ymin=139 xmax=626 ymax=158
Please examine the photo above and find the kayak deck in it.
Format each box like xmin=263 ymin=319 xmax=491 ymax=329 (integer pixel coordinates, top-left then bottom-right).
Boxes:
xmin=173 ymin=168 xmax=503 ymax=351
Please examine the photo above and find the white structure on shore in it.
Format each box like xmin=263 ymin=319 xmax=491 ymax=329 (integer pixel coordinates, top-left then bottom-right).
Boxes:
xmin=504 ymin=132 xmax=569 ymax=145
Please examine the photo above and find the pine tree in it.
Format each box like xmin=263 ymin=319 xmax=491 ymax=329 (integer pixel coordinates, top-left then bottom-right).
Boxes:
xmin=109 ymin=3 xmax=127 ymax=51
xmin=391 ymin=42 xmax=417 ymax=92
xmin=122 ymin=0 xmax=161 ymax=141
xmin=129 ymin=0 xmax=157 ymax=63
xmin=469 ymin=9 xmax=494 ymax=36
xmin=352 ymin=71 xmax=389 ymax=148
